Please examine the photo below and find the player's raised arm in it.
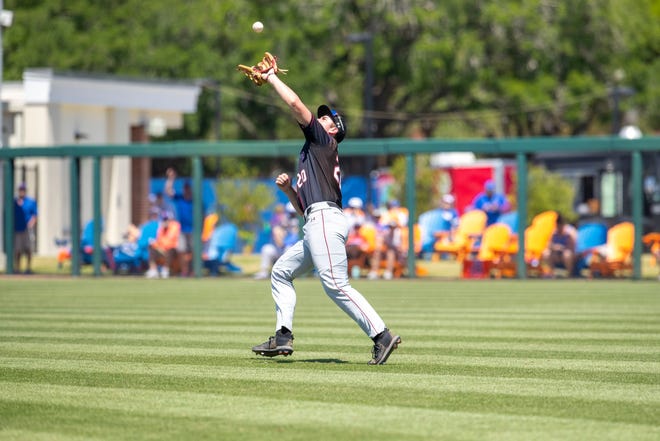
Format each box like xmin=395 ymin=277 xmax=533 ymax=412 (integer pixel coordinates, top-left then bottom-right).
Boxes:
xmin=236 ymin=52 xmax=312 ymax=126
xmin=265 ymin=74 xmax=312 ymax=126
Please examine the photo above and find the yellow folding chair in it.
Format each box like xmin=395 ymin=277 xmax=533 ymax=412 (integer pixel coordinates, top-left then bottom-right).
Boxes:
xmin=434 ymin=209 xmax=487 ymax=261
xmin=589 ymin=222 xmax=634 ymax=278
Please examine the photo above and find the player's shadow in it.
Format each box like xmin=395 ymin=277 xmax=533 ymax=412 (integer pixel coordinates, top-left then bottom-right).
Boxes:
xmin=275 ymin=358 xmax=348 ymax=364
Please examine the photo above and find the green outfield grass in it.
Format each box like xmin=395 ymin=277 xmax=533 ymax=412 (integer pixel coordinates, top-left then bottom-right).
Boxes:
xmin=0 ymin=277 xmax=659 ymax=440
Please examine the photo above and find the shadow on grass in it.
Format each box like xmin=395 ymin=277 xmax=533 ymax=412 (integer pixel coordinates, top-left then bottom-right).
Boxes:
xmin=274 ymin=358 xmax=349 ymax=364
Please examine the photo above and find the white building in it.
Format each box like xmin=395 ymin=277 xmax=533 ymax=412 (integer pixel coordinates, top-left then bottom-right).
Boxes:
xmin=1 ymin=68 xmax=201 ymax=263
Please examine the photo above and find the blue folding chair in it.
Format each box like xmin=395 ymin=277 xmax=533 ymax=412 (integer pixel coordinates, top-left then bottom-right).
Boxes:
xmin=112 ymin=220 xmax=159 ymax=274
xmin=204 ymin=223 xmax=242 ymax=276
xmin=418 ymin=208 xmax=458 ymax=255
xmin=575 ymin=223 xmax=608 ymax=276
xmin=497 ymin=211 xmax=519 ymax=234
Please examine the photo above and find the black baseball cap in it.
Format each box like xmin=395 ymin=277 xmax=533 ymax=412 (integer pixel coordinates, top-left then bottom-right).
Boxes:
xmin=317 ymin=105 xmax=346 ymax=143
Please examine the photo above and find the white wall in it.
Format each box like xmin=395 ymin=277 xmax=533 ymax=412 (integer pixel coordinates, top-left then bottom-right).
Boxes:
xmin=1 ymin=69 xmax=200 ymax=261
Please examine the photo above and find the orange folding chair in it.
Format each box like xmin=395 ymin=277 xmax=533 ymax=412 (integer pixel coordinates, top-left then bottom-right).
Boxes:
xmin=589 ymin=222 xmax=634 ymax=278
xmin=462 ymin=223 xmax=513 ymax=279
xmin=643 ymin=232 xmax=660 ymax=265
xmin=202 ymin=213 xmax=219 ymax=243
xmin=434 ymin=209 xmax=487 ymax=261
xmin=643 ymin=232 xmax=660 ymax=279
xmin=492 ymin=210 xmax=558 ymax=277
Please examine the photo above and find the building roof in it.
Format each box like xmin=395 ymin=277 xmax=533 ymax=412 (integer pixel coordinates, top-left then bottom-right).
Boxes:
xmin=22 ymin=68 xmax=200 ymax=112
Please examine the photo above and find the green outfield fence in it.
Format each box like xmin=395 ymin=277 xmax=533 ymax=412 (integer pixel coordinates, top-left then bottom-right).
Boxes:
xmin=3 ymin=136 xmax=660 ymax=278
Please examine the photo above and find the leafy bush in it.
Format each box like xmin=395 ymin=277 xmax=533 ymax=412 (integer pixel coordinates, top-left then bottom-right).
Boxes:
xmin=525 ymin=165 xmax=577 ymax=224
xmin=216 ymin=178 xmax=275 ymax=250
xmin=389 ymin=154 xmax=438 ymax=215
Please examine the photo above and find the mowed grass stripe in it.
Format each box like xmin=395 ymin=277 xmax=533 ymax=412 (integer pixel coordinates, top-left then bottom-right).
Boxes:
xmin=3 ymin=320 xmax=660 ymax=342
xmin=2 ymin=367 xmax=658 ymax=426
xmin=3 ymin=310 xmax=660 ymax=327
xmin=3 ymin=350 xmax=658 ymax=385
xmin=3 ymin=313 xmax=659 ymax=333
xmin=2 ymin=341 xmax=659 ymax=375
xmin=3 ymin=382 xmax=660 ymax=441
xmin=0 ymin=429 xmax=104 ymax=441
xmin=3 ymin=308 xmax=660 ymax=319
xmin=2 ymin=357 xmax=660 ymax=404
xmin=2 ymin=330 xmax=659 ymax=357
xmin=2 ymin=329 xmax=657 ymax=353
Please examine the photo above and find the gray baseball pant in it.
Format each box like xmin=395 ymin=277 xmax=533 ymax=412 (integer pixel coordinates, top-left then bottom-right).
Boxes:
xmin=270 ymin=203 xmax=387 ymax=338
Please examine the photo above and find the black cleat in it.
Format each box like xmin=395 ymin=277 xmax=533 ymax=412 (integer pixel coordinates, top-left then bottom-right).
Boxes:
xmin=368 ymin=329 xmax=401 ymax=365
xmin=252 ymin=330 xmax=294 ymax=357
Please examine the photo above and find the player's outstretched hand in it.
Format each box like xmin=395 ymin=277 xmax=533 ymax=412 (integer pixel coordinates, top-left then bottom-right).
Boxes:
xmin=237 ymin=52 xmax=287 ymax=86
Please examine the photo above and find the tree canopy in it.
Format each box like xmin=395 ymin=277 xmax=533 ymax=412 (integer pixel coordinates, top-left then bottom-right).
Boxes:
xmin=5 ymin=0 xmax=659 ymax=143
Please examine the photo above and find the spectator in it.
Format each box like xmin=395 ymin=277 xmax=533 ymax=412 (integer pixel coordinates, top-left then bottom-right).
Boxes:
xmin=254 ymin=203 xmax=299 ymax=280
xmin=418 ymin=194 xmax=459 ymax=256
xmin=541 ymin=212 xmax=577 ymax=277
xmin=470 ymin=179 xmax=511 ymax=226
xmin=111 ymin=223 xmax=141 ymax=272
xmin=380 ymin=199 xmax=409 ymax=228
xmin=346 ymin=208 xmax=381 ymax=278
xmin=149 ymin=192 xmax=174 ymax=220
xmin=367 ymin=221 xmax=401 ymax=280
xmin=346 ymin=223 xmax=370 ymax=267
xmin=344 ymin=197 xmax=366 ymax=229
xmin=145 ymin=211 xmax=180 ymax=279
xmin=164 ymin=168 xmax=194 ymax=276
xmin=367 ymin=201 xmax=407 ymax=280
xmin=14 ymin=183 xmax=38 ymax=274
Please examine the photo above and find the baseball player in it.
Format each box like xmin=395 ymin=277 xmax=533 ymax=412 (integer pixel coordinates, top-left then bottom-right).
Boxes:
xmin=241 ymin=53 xmax=401 ymax=365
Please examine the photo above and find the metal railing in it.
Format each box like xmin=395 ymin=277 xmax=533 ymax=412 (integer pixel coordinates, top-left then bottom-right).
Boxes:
xmin=3 ymin=135 xmax=659 ymax=278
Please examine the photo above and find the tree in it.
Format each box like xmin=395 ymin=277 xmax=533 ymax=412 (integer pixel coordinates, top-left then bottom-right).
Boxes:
xmin=388 ymin=154 xmax=438 ymax=215
xmin=4 ymin=0 xmax=658 ymax=145
xmin=525 ymin=165 xmax=576 ymax=224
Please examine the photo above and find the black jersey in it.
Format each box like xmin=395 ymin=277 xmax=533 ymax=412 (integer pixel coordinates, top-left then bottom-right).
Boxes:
xmin=295 ymin=115 xmax=342 ymax=211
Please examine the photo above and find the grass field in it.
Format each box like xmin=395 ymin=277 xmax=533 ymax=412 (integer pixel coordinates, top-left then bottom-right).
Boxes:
xmin=1 ymin=277 xmax=659 ymax=440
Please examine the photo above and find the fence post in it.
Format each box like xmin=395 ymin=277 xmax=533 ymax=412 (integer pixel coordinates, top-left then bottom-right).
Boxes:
xmin=405 ymin=153 xmax=416 ymax=278
xmin=192 ymin=156 xmax=203 ymax=277
xmin=631 ymin=150 xmax=643 ymax=280
xmin=70 ymin=157 xmax=81 ymax=276
xmin=516 ymin=153 xmax=528 ymax=280
xmin=92 ymin=156 xmax=102 ymax=276
xmin=3 ymin=158 xmax=14 ymax=274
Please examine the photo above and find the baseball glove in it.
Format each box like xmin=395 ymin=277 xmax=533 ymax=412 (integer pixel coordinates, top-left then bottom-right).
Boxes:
xmin=237 ymin=52 xmax=288 ymax=86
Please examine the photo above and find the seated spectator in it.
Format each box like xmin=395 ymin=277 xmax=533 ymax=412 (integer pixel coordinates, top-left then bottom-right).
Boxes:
xmin=471 ymin=180 xmax=511 ymax=226
xmin=165 ymin=167 xmax=195 ymax=276
xmin=418 ymin=194 xmax=459 ymax=256
xmin=380 ymin=199 xmax=409 ymax=228
xmin=111 ymin=223 xmax=141 ymax=271
xmin=345 ymin=197 xmax=367 ymax=229
xmin=112 ymin=207 xmax=161 ymax=274
xmin=145 ymin=211 xmax=180 ymax=279
xmin=367 ymin=220 xmax=402 ymax=280
xmin=541 ymin=213 xmax=577 ymax=277
xmin=346 ymin=220 xmax=372 ymax=279
xmin=367 ymin=201 xmax=407 ymax=280
xmin=254 ymin=203 xmax=299 ymax=280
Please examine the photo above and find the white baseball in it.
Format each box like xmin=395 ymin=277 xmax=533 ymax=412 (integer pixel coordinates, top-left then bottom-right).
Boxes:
xmin=252 ymin=21 xmax=264 ymax=33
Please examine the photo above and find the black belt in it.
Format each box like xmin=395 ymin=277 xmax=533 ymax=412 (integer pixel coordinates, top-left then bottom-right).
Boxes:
xmin=303 ymin=201 xmax=341 ymax=219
